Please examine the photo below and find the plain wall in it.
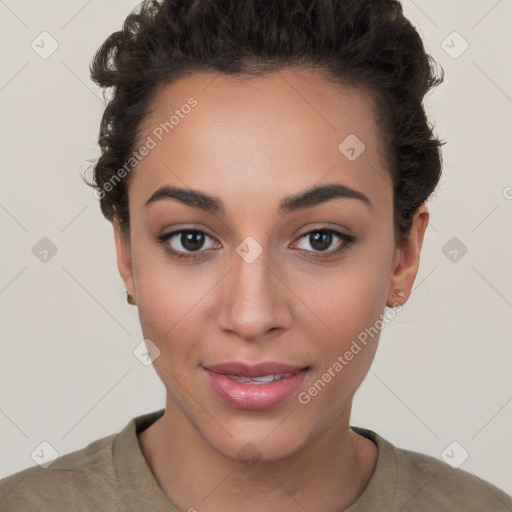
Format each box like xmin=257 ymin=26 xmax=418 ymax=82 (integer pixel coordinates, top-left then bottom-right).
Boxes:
xmin=1 ymin=0 xmax=511 ymax=495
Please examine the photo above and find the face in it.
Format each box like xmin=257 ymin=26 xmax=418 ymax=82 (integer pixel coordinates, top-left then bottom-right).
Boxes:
xmin=114 ymin=68 xmax=428 ymax=462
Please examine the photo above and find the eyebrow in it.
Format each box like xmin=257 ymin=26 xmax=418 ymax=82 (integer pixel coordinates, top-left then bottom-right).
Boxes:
xmin=144 ymin=182 xmax=373 ymax=215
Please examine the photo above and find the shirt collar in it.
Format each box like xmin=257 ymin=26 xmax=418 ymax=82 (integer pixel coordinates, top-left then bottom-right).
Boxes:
xmin=345 ymin=426 xmax=397 ymax=511
xmin=113 ymin=408 xmax=178 ymax=512
xmin=113 ymin=410 xmax=397 ymax=511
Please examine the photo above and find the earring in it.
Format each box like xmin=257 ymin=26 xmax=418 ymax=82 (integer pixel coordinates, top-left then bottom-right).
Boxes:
xmin=393 ymin=288 xmax=406 ymax=298
xmin=124 ymin=289 xmax=136 ymax=305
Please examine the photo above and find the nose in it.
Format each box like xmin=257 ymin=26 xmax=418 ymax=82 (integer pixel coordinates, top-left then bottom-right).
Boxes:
xmin=217 ymin=245 xmax=292 ymax=342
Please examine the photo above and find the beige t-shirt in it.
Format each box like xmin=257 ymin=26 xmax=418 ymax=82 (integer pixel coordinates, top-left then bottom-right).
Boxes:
xmin=1 ymin=408 xmax=510 ymax=511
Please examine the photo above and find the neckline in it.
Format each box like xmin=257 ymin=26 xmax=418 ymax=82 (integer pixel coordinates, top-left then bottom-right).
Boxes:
xmin=113 ymin=410 xmax=396 ymax=511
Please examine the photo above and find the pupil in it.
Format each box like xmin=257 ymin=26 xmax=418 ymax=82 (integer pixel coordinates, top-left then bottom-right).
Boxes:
xmin=182 ymin=231 xmax=204 ymax=251
xmin=311 ymin=231 xmax=331 ymax=251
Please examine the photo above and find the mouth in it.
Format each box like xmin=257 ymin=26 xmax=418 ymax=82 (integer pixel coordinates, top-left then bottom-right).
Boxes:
xmin=202 ymin=361 xmax=310 ymax=410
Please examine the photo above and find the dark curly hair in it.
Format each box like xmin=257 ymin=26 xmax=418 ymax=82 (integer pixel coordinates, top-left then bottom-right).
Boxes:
xmin=84 ymin=0 xmax=444 ymax=246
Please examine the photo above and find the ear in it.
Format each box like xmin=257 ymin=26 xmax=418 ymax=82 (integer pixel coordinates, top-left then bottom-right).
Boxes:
xmin=386 ymin=204 xmax=429 ymax=308
xmin=113 ymin=218 xmax=136 ymax=304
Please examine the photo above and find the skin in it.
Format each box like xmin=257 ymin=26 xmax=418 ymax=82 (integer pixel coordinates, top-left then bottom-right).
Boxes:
xmin=113 ymin=68 xmax=429 ymax=512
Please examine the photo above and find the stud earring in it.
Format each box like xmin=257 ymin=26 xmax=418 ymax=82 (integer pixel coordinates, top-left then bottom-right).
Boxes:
xmin=393 ymin=288 xmax=406 ymax=298
xmin=124 ymin=289 xmax=136 ymax=305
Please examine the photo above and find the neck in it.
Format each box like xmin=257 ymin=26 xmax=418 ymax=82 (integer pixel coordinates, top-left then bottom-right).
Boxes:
xmin=138 ymin=397 xmax=377 ymax=512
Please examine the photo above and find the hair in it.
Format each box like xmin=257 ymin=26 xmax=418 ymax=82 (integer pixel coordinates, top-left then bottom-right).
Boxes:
xmin=84 ymin=0 xmax=444 ymax=246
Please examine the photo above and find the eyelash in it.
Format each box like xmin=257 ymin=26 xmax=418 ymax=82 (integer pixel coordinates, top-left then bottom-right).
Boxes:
xmin=157 ymin=227 xmax=356 ymax=261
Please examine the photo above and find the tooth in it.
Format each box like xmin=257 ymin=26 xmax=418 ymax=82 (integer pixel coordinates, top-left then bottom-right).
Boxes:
xmin=252 ymin=375 xmax=276 ymax=383
xmin=228 ymin=375 xmax=252 ymax=382
xmin=225 ymin=372 xmax=295 ymax=384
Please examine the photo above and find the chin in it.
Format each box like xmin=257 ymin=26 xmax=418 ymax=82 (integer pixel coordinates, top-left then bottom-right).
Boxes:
xmin=190 ymin=405 xmax=323 ymax=465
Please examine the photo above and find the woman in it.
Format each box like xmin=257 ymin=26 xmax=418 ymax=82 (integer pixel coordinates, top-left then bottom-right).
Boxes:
xmin=1 ymin=0 xmax=510 ymax=510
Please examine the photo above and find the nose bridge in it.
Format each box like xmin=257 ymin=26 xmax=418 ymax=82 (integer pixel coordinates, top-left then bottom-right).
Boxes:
xmin=218 ymin=238 xmax=290 ymax=340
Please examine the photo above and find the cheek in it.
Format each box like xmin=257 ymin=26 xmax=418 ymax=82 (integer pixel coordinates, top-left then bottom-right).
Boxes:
xmin=300 ymin=237 xmax=392 ymax=399
xmin=136 ymin=284 xmax=206 ymax=360
xmin=302 ymin=295 xmax=384 ymax=419
xmin=300 ymin=250 xmax=392 ymax=345
xmin=314 ymin=274 xmax=385 ymax=381
xmin=133 ymin=256 xmax=222 ymax=378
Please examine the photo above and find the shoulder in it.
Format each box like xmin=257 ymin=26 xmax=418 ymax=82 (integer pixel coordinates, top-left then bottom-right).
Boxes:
xmin=351 ymin=426 xmax=512 ymax=512
xmin=0 ymin=432 xmax=120 ymax=511
xmin=392 ymin=441 xmax=512 ymax=511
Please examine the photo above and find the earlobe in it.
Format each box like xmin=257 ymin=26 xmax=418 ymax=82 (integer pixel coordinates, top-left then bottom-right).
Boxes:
xmin=386 ymin=204 xmax=429 ymax=308
xmin=113 ymin=219 xmax=136 ymax=305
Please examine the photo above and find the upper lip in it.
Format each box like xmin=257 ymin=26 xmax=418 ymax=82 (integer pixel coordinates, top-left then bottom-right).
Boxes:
xmin=203 ymin=361 xmax=309 ymax=377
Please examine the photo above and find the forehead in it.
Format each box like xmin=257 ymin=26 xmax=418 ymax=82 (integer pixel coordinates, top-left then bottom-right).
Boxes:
xmin=130 ymin=68 xmax=391 ymax=213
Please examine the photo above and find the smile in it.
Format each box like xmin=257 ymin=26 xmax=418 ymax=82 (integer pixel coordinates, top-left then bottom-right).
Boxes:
xmin=202 ymin=362 xmax=309 ymax=410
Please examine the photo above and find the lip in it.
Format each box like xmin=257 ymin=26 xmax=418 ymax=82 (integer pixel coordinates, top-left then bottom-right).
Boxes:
xmin=203 ymin=361 xmax=309 ymax=410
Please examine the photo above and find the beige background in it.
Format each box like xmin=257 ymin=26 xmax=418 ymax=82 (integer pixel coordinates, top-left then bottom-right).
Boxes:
xmin=1 ymin=0 xmax=511 ymax=495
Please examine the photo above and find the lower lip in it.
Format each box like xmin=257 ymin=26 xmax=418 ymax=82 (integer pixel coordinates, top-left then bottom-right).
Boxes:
xmin=204 ymin=368 xmax=308 ymax=410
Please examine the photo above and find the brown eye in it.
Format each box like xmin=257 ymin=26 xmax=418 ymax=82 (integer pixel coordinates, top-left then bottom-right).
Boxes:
xmin=158 ymin=229 xmax=219 ymax=260
xmin=308 ymin=231 xmax=334 ymax=251
xmin=179 ymin=231 xmax=206 ymax=251
xmin=293 ymin=228 xmax=356 ymax=258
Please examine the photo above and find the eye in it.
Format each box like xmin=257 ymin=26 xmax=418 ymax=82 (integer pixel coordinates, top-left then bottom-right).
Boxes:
xmin=157 ymin=226 xmax=356 ymax=261
xmin=292 ymin=228 xmax=356 ymax=258
xmin=157 ymin=229 xmax=219 ymax=260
